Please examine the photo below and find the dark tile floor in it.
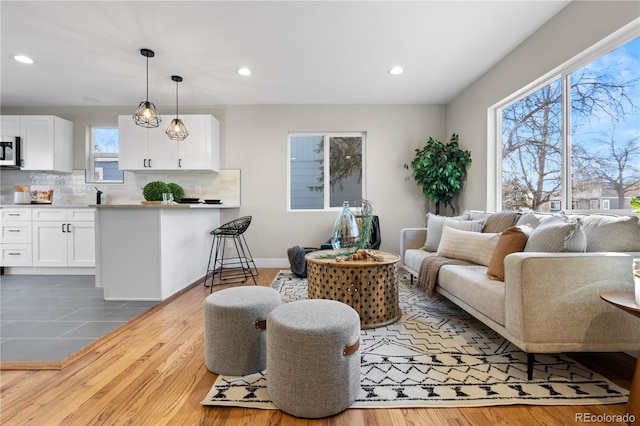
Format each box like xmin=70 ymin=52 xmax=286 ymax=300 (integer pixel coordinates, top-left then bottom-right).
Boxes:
xmin=0 ymin=275 xmax=159 ymax=362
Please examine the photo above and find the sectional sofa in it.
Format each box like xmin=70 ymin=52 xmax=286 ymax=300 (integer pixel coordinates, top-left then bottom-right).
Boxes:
xmin=400 ymin=210 xmax=640 ymax=379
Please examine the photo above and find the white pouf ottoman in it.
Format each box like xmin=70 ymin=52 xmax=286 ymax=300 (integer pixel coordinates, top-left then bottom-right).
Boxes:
xmin=267 ymin=299 xmax=361 ymax=418
xmin=203 ymin=286 xmax=281 ymax=375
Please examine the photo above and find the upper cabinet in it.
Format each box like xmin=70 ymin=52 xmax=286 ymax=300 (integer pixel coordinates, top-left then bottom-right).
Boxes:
xmin=0 ymin=115 xmax=73 ymax=173
xmin=118 ymin=114 xmax=219 ymax=171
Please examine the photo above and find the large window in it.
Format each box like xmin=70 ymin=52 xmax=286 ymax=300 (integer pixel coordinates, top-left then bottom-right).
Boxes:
xmin=498 ymin=33 xmax=639 ymax=212
xmin=288 ymin=132 xmax=365 ymax=210
xmin=86 ymin=126 xmax=124 ymax=183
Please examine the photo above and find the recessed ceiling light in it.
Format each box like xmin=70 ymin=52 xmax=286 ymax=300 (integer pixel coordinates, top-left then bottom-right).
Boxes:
xmin=13 ymin=54 xmax=34 ymax=64
xmin=388 ymin=66 xmax=404 ymax=75
xmin=238 ymin=67 xmax=252 ymax=76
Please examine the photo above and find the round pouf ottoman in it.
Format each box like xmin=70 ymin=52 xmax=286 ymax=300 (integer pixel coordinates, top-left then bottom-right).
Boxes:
xmin=267 ymin=299 xmax=361 ymax=418
xmin=203 ymin=286 xmax=281 ymax=375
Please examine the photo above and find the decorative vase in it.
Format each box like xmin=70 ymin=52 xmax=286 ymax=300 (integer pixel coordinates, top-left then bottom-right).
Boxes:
xmin=331 ymin=201 xmax=360 ymax=250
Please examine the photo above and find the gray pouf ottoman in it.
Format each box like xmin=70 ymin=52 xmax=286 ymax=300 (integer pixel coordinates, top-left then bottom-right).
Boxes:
xmin=203 ymin=286 xmax=281 ymax=375
xmin=267 ymin=299 xmax=361 ymax=418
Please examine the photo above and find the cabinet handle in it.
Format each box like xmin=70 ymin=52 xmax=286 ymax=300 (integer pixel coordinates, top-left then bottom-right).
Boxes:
xmin=8 ymin=252 xmax=21 ymax=256
xmin=178 ymin=159 xmax=182 ymax=168
xmin=8 ymin=229 xmax=21 ymax=232
xmin=148 ymin=158 xmax=152 ymax=168
xmin=62 ymin=223 xmax=66 ymax=233
xmin=7 ymin=213 xmax=20 ymax=216
xmin=143 ymin=159 xmax=147 ymax=168
xmin=67 ymin=224 xmax=72 ymax=233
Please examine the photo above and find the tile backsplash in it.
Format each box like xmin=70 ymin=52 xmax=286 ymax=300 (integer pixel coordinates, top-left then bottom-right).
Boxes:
xmin=0 ymin=169 xmax=240 ymax=206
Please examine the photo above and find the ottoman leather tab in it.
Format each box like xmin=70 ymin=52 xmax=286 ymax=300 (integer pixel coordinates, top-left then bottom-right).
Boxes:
xmin=255 ymin=319 xmax=266 ymax=330
xmin=343 ymin=339 xmax=359 ymax=356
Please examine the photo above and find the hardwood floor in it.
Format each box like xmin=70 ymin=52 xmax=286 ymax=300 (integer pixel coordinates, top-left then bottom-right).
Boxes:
xmin=0 ymin=268 xmax=635 ymax=425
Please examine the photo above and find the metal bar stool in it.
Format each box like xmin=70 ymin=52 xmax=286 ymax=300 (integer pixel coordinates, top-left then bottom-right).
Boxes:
xmin=204 ymin=216 xmax=258 ymax=290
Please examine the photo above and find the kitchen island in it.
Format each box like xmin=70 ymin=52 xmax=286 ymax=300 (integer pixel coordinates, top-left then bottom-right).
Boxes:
xmin=96 ymin=204 xmax=233 ymax=301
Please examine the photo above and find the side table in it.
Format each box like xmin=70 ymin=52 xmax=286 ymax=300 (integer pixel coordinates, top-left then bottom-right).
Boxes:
xmin=305 ymin=249 xmax=401 ymax=329
xmin=600 ymin=292 xmax=640 ymax=424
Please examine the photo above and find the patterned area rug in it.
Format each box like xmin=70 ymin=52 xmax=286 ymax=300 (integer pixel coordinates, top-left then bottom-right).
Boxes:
xmin=202 ymin=270 xmax=628 ymax=408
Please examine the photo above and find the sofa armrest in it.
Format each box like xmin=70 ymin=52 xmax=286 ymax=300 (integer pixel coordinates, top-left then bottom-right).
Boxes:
xmin=503 ymin=252 xmax=639 ymax=348
xmin=400 ymin=228 xmax=426 ymax=263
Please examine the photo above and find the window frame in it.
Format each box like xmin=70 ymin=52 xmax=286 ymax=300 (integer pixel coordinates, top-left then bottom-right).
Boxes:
xmin=287 ymin=131 xmax=367 ymax=211
xmin=86 ymin=125 xmax=124 ymax=184
xmin=490 ymin=20 xmax=640 ymax=214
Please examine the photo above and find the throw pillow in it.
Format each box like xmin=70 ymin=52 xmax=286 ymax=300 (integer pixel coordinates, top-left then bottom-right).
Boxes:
xmin=524 ymin=216 xmax=577 ymax=252
xmin=444 ymin=218 xmax=484 ymax=233
xmin=565 ymin=217 xmax=587 ymax=252
xmin=486 ymin=225 xmax=531 ymax=281
xmin=423 ymin=213 xmax=468 ymax=252
xmin=483 ymin=212 xmax=522 ymax=233
xmin=580 ymin=215 xmax=640 ymax=252
xmin=437 ymin=226 xmax=500 ymax=266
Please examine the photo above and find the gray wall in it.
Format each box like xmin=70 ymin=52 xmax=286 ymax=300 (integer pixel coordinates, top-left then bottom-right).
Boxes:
xmin=446 ymin=1 xmax=640 ymax=212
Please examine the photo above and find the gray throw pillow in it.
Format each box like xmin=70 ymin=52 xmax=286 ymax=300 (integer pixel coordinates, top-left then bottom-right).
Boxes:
xmin=524 ymin=216 xmax=577 ymax=252
xmin=423 ymin=213 xmax=467 ymax=252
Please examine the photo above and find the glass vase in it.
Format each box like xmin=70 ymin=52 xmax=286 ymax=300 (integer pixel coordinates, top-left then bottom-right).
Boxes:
xmin=331 ymin=201 xmax=361 ymax=250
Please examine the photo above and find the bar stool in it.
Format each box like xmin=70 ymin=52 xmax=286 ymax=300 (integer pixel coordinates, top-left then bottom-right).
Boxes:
xmin=204 ymin=216 xmax=258 ymax=290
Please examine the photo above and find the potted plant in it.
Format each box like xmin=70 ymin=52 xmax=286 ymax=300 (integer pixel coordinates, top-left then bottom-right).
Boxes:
xmin=404 ymin=133 xmax=472 ymax=215
xmin=143 ymin=181 xmax=170 ymax=202
xmin=631 ymin=196 xmax=640 ymax=222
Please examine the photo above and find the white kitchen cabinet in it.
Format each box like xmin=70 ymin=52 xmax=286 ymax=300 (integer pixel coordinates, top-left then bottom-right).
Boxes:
xmin=20 ymin=116 xmax=73 ymax=172
xmin=0 ymin=208 xmax=33 ymax=267
xmin=0 ymin=115 xmax=21 ymax=136
xmin=0 ymin=115 xmax=73 ymax=172
xmin=118 ymin=116 xmax=176 ymax=170
xmin=32 ymin=208 xmax=95 ymax=267
xmin=118 ymin=114 xmax=219 ymax=171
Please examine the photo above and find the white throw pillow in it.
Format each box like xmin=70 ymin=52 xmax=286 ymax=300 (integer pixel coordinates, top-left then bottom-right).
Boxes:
xmin=444 ymin=218 xmax=484 ymax=233
xmin=436 ymin=226 xmax=500 ymax=266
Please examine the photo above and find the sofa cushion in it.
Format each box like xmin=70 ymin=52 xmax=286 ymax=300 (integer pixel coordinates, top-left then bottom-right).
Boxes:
xmin=524 ymin=216 xmax=577 ymax=252
xmin=438 ymin=264 xmax=505 ymax=326
xmin=580 ymin=215 xmax=640 ymax=252
xmin=487 ymin=225 xmax=531 ymax=281
xmin=437 ymin=226 xmax=500 ymax=266
xmin=483 ymin=212 xmax=521 ymax=233
xmin=403 ymin=248 xmax=438 ymax=274
xmin=423 ymin=213 xmax=468 ymax=251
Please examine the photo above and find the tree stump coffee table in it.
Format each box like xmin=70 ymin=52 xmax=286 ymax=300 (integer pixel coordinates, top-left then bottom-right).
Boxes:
xmin=305 ymin=249 xmax=401 ymax=329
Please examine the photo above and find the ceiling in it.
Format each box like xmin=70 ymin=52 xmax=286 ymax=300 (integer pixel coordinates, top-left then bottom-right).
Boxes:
xmin=1 ymin=1 xmax=570 ymax=108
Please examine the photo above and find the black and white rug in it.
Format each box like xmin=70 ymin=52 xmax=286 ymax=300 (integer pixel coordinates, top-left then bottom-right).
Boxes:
xmin=202 ymin=271 xmax=629 ymax=408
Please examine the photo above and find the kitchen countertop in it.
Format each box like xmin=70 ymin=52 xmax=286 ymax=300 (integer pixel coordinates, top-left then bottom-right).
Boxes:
xmin=1 ymin=203 xmax=238 ymax=209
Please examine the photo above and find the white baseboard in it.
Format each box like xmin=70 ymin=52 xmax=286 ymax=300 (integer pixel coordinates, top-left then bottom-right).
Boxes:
xmin=253 ymin=258 xmax=290 ymax=269
xmin=2 ymin=267 xmax=95 ymax=275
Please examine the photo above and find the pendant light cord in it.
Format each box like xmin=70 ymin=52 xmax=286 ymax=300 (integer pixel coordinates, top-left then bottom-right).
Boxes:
xmin=175 ymin=80 xmax=179 ymax=118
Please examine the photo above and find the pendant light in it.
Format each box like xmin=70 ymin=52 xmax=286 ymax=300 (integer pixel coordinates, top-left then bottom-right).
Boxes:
xmin=133 ymin=48 xmax=161 ymax=128
xmin=165 ymin=75 xmax=189 ymax=141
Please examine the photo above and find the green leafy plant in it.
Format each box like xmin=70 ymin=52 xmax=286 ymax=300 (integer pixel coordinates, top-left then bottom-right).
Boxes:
xmin=167 ymin=182 xmax=185 ymax=202
xmin=143 ymin=181 xmax=170 ymax=201
xmin=404 ymin=134 xmax=472 ymax=215
xmin=631 ymin=196 xmax=640 ymax=223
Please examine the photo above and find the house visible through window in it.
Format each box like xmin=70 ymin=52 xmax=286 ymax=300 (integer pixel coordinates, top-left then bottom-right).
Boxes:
xmin=288 ymin=132 xmax=365 ymax=210
xmin=497 ymin=32 xmax=639 ymax=212
xmin=87 ymin=126 xmax=124 ymax=183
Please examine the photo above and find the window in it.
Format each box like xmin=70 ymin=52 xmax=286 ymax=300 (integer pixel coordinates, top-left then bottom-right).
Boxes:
xmin=497 ymin=32 xmax=639 ymax=212
xmin=86 ymin=126 xmax=124 ymax=183
xmin=288 ymin=132 xmax=365 ymax=210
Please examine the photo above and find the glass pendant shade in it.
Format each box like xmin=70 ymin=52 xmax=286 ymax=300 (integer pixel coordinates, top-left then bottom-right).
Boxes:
xmin=166 ymin=75 xmax=188 ymax=141
xmin=132 ymin=48 xmax=161 ymax=128
xmin=331 ymin=201 xmax=361 ymax=250
xmin=166 ymin=118 xmax=189 ymax=141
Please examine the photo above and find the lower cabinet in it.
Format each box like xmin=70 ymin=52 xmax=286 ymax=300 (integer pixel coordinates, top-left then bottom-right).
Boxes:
xmin=8 ymin=207 xmax=97 ymax=268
